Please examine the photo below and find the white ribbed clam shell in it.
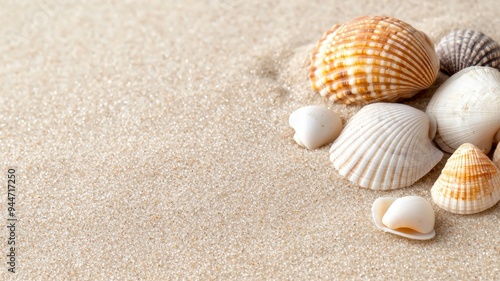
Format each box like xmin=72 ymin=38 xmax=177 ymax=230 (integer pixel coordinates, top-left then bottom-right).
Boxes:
xmin=426 ymin=66 xmax=500 ymax=154
xmin=372 ymin=196 xmax=435 ymax=240
xmin=310 ymin=16 xmax=439 ymax=105
xmin=289 ymin=106 xmax=343 ymax=150
xmin=436 ymin=29 xmax=500 ymax=76
xmin=431 ymin=143 xmax=500 ymax=214
xmin=329 ymin=103 xmax=443 ymax=190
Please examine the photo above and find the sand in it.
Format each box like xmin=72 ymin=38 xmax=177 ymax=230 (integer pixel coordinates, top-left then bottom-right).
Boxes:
xmin=1 ymin=0 xmax=499 ymax=280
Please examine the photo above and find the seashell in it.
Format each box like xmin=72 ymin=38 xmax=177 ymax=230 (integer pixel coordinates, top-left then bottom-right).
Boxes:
xmin=372 ymin=196 xmax=435 ymax=240
xmin=329 ymin=103 xmax=443 ymax=190
xmin=426 ymin=66 xmax=500 ymax=154
xmin=431 ymin=143 xmax=500 ymax=214
xmin=494 ymin=145 xmax=500 ymax=168
xmin=436 ymin=29 xmax=500 ymax=76
xmin=309 ymin=15 xmax=440 ymax=105
xmin=289 ymin=105 xmax=343 ymax=150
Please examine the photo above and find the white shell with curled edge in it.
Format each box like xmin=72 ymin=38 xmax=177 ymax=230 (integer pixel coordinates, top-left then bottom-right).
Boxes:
xmin=426 ymin=66 xmax=500 ymax=154
xmin=329 ymin=103 xmax=443 ymax=190
xmin=289 ymin=105 xmax=342 ymax=150
xmin=372 ymin=196 xmax=435 ymax=240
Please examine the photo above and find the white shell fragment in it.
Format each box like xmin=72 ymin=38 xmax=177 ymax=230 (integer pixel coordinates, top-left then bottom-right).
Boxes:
xmin=372 ymin=196 xmax=436 ymax=240
xmin=289 ymin=105 xmax=342 ymax=150
xmin=426 ymin=66 xmax=500 ymax=153
xmin=329 ymin=103 xmax=443 ymax=190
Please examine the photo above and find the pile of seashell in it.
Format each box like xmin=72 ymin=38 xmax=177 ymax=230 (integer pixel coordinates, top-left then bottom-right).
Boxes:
xmin=288 ymin=15 xmax=500 ymax=239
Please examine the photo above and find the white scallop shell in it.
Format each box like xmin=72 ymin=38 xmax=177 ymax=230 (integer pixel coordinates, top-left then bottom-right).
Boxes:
xmin=426 ymin=66 xmax=500 ymax=154
xmin=372 ymin=196 xmax=435 ymax=240
xmin=289 ymin=105 xmax=343 ymax=150
xmin=329 ymin=103 xmax=443 ymax=190
xmin=436 ymin=29 xmax=500 ymax=76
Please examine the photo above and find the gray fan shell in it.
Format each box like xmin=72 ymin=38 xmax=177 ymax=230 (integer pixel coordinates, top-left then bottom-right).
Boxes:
xmin=436 ymin=29 xmax=500 ymax=75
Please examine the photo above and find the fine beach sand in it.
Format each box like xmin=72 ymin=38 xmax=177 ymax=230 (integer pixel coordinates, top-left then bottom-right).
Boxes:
xmin=1 ymin=0 xmax=500 ymax=280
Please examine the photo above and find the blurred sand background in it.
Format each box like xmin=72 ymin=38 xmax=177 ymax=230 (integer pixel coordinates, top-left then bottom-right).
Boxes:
xmin=1 ymin=0 xmax=499 ymax=279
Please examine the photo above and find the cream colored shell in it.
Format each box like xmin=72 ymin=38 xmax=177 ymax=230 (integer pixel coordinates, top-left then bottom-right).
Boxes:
xmin=289 ymin=106 xmax=343 ymax=150
xmin=372 ymin=196 xmax=435 ymax=240
xmin=329 ymin=103 xmax=443 ymax=190
xmin=436 ymin=29 xmax=500 ymax=76
xmin=310 ymin=15 xmax=440 ymax=105
xmin=431 ymin=143 xmax=500 ymax=214
xmin=426 ymin=66 xmax=500 ymax=154
xmin=494 ymin=145 xmax=500 ymax=168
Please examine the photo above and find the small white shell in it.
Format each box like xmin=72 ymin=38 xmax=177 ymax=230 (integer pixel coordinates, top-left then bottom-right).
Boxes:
xmin=289 ymin=105 xmax=342 ymax=150
xmin=372 ymin=196 xmax=435 ymax=240
xmin=329 ymin=103 xmax=443 ymax=190
xmin=426 ymin=66 xmax=500 ymax=154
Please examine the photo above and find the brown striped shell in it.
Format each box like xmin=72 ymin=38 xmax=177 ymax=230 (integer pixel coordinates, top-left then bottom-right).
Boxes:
xmin=309 ymin=16 xmax=440 ymax=105
xmin=431 ymin=143 xmax=500 ymax=214
xmin=436 ymin=29 xmax=500 ymax=76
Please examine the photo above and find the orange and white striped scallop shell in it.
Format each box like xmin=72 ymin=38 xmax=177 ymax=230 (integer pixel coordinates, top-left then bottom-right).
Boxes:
xmin=494 ymin=145 xmax=500 ymax=168
xmin=309 ymin=16 xmax=440 ymax=105
xmin=431 ymin=143 xmax=500 ymax=214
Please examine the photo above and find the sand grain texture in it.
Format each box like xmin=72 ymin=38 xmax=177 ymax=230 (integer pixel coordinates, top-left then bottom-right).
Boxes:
xmin=1 ymin=0 xmax=499 ymax=280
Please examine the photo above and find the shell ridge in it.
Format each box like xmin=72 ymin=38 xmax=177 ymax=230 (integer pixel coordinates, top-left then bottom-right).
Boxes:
xmin=363 ymin=108 xmax=418 ymax=189
xmin=388 ymin=122 xmax=416 ymax=188
xmin=469 ymin=36 xmax=494 ymax=65
xmin=411 ymin=32 xmax=440 ymax=81
xmin=457 ymin=30 xmax=469 ymax=71
xmin=318 ymin=62 xmax=430 ymax=87
xmin=443 ymin=33 xmax=457 ymax=74
xmin=361 ymin=109 xmax=419 ymax=189
xmin=380 ymin=109 xmax=425 ymax=188
xmin=476 ymin=42 xmax=500 ymax=66
xmin=332 ymin=108 xmax=402 ymax=185
xmin=398 ymin=111 xmax=442 ymax=188
xmin=330 ymin=109 xmax=380 ymax=168
xmin=331 ymin=105 xmax=400 ymax=186
xmin=464 ymin=29 xmax=482 ymax=67
xmin=320 ymin=35 xmax=435 ymax=83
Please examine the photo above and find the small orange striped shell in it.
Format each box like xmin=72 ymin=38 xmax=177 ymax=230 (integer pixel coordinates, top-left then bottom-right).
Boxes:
xmin=431 ymin=143 xmax=500 ymax=214
xmin=310 ymin=16 xmax=440 ymax=105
